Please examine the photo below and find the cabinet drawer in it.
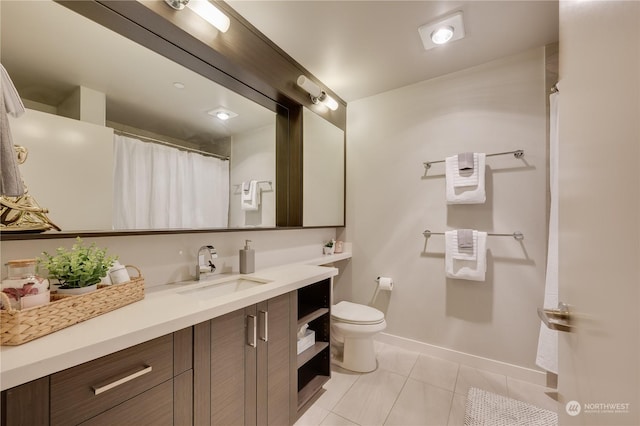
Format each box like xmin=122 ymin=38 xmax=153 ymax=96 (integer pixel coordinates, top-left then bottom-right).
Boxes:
xmin=51 ymin=334 xmax=173 ymax=426
xmin=79 ymin=380 xmax=173 ymax=426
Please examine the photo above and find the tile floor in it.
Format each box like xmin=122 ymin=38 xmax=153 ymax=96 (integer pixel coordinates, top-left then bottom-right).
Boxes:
xmin=295 ymin=341 xmax=557 ymax=426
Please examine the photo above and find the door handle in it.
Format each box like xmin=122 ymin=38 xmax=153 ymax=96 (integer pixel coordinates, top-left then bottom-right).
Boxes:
xmin=259 ymin=310 xmax=268 ymax=342
xmin=247 ymin=315 xmax=257 ymax=347
xmin=538 ymin=302 xmax=574 ymax=332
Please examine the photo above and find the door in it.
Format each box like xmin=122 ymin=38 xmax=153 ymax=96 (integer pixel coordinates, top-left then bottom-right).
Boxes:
xmin=257 ymin=294 xmax=291 ymax=426
xmin=557 ymin=1 xmax=639 ymax=425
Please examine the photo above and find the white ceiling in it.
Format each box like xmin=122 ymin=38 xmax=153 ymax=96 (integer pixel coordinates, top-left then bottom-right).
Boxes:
xmin=227 ymin=1 xmax=559 ymax=102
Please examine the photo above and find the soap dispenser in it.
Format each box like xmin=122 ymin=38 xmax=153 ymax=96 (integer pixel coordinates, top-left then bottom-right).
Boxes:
xmin=239 ymin=240 xmax=255 ymax=274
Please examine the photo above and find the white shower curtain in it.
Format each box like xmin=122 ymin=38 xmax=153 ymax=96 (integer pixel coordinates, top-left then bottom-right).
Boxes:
xmin=113 ymin=134 xmax=229 ymax=229
xmin=536 ymin=89 xmax=559 ymax=374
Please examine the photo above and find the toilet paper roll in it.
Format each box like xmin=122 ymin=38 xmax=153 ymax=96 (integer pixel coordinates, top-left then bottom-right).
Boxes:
xmin=377 ymin=277 xmax=394 ymax=291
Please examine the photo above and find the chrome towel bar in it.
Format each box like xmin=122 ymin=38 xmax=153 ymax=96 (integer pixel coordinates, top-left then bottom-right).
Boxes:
xmin=423 ymin=230 xmax=524 ymax=240
xmin=423 ymin=149 xmax=524 ymax=170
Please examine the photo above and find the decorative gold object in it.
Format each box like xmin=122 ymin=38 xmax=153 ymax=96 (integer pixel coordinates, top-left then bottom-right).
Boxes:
xmin=0 ymin=145 xmax=60 ymax=232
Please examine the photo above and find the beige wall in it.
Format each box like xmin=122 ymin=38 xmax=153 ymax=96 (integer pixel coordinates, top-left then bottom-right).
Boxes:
xmin=343 ymin=47 xmax=548 ymax=370
xmin=1 ymin=228 xmax=337 ymax=287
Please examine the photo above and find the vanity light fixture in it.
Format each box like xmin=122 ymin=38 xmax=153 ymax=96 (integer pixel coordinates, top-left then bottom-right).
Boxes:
xmin=164 ymin=0 xmax=230 ymax=33
xmin=418 ymin=11 xmax=465 ymax=50
xmin=207 ymin=107 xmax=237 ymax=121
xmin=296 ymin=75 xmax=339 ymax=111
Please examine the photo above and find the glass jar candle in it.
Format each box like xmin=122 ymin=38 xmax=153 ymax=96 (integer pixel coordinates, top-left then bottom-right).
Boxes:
xmin=1 ymin=259 xmax=50 ymax=310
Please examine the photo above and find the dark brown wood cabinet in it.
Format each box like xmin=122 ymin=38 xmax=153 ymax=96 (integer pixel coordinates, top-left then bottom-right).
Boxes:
xmin=1 ymin=328 xmax=193 ymax=426
xmin=1 ymin=281 xmax=331 ymax=426
xmin=194 ymin=293 xmax=293 ymax=426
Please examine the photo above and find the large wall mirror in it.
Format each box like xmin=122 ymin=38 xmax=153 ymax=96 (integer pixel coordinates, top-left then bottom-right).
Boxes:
xmin=1 ymin=0 xmax=280 ymax=234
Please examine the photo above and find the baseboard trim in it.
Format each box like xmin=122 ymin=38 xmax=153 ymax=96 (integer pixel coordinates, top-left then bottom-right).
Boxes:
xmin=375 ymin=332 xmax=547 ymax=387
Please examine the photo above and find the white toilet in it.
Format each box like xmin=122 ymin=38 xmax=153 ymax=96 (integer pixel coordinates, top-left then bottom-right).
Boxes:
xmin=331 ymin=301 xmax=387 ymax=373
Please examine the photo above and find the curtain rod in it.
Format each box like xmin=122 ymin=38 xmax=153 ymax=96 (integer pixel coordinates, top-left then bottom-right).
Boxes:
xmin=113 ymin=129 xmax=230 ymax=161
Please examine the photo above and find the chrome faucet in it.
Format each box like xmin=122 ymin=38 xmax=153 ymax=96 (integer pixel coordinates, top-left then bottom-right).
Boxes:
xmin=196 ymin=245 xmax=218 ymax=280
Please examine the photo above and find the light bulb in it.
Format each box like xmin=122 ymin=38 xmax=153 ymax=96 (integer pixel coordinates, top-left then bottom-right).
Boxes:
xmin=431 ymin=26 xmax=454 ymax=44
xmin=321 ymin=93 xmax=339 ymax=111
xmin=186 ymin=0 xmax=230 ymax=33
xmin=216 ymin=111 xmax=231 ymax=120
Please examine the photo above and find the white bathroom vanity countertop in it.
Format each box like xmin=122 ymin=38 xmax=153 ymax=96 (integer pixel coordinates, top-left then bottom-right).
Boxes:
xmin=0 ymin=254 xmax=351 ymax=391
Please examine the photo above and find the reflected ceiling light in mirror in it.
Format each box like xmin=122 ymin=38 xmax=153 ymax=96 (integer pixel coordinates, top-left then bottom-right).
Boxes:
xmin=164 ymin=0 xmax=230 ymax=33
xmin=207 ymin=107 xmax=237 ymax=121
xmin=418 ymin=11 xmax=465 ymax=50
xmin=296 ymin=75 xmax=339 ymax=111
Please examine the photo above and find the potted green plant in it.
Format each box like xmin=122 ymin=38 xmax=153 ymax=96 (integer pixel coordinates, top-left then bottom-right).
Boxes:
xmin=38 ymin=237 xmax=117 ymax=295
xmin=323 ymin=240 xmax=335 ymax=255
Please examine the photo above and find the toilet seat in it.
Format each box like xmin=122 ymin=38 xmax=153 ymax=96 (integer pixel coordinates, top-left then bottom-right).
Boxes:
xmin=332 ymin=301 xmax=385 ymax=325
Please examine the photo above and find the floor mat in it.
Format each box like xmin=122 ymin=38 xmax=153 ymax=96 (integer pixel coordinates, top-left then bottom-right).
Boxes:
xmin=464 ymin=387 xmax=558 ymax=426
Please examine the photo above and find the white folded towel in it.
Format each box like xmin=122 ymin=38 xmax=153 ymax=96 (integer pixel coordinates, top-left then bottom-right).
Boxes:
xmin=445 ymin=153 xmax=486 ymax=204
xmin=241 ymin=180 xmax=259 ymax=211
xmin=445 ymin=230 xmax=487 ymax=281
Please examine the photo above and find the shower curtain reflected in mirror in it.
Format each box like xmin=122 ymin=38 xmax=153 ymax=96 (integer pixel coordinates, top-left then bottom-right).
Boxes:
xmin=113 ymin=135 xmax=229 ymax=229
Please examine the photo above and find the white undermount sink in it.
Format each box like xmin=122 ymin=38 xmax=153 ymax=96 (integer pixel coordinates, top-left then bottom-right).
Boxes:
xmin=177 ymin=275 xmax=272 ymax=300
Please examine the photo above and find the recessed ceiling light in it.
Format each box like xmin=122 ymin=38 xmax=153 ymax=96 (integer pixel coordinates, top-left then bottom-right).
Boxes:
xmin=173 ymin=82 xmax=185 ymax=89
xmin=207 ymin=107 xmax=238 ymax=120
xmin=418 ymin=11 xmax=465 ymax=51
xmin=431 ymin=26 xmax=454 ymax=45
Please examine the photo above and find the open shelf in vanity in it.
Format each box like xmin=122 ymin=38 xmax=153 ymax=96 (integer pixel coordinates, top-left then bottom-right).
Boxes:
xmin=295 ymin=278 xmax=331 ymax=414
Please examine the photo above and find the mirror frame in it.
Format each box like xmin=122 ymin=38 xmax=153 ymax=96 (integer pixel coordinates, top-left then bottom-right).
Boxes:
xmin=1 ymin=0 xmax=347 ymax=241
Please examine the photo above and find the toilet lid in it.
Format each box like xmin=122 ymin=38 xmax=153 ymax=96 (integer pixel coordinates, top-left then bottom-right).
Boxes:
xmin=331 ymin=301 xmax=385 ymax=324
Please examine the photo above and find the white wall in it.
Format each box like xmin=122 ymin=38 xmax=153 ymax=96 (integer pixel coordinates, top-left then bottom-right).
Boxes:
xmin=343 ymin=47 xmax=548 ymax=371
xmin=9 ymin=109 xmax=113 ymax=231
xmin=1 ymin=228 xmax=337 ymax=288
xmin=228 ymin=124 xmax=276 ymax=228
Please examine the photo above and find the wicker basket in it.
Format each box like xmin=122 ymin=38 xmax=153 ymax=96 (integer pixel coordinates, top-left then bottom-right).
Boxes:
xmin=0 ymin=266 xmax=145 ymax=346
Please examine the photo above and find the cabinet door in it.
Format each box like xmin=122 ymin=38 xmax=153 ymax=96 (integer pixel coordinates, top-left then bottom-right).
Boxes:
xmin=1 ymin=377 xmax=49 ymax=426
xmin=257 ymin=293 xmax=291 ymax=426
xmin=209 ymin=307 xmax=252 ymax=426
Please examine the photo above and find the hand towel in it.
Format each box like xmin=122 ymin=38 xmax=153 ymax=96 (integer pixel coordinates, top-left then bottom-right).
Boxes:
xmin=1 ymin=64 xmax=25 ymax=118
xmin=457 ymin=229 xmax=474 ymax=249
xmin=445 ymin=153 xmax=486 ymax=204
xmin=241 ymin=180 xmax=259 ymax=211
xmin=445 ymin=230 xmax=487 ymax=281
xmin=458 ymin=152 xmax=474 ymax=171
xmin=0 ymin=64 xmax=25 ymax=196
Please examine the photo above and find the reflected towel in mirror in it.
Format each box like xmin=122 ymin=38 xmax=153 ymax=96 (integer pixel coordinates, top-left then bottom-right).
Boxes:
xmin=241 ymin=180 xmax=259 ymax=211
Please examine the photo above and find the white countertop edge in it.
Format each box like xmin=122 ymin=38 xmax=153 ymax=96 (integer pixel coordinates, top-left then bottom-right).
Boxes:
xmin=0 ymin=263 xmax=339 ymax=391
xmin=301 ymin=250 xmax=352 ymax=266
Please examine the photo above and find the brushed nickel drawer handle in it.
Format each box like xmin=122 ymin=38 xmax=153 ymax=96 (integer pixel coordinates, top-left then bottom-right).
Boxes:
xmin=247 ymin=315 xmax=257 ymax=348
xmin=259 ymin=310 xmax=268 ymax=342
xmin=92 ymin=365 xmax=153 ymax=395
